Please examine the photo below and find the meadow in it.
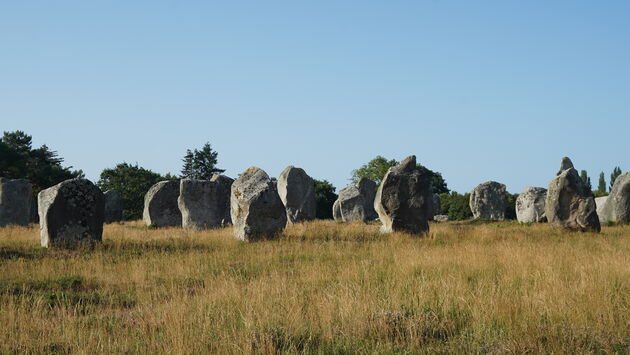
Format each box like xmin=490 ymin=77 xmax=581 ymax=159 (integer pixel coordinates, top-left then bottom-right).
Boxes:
xmin=1 ymin=220 xmax=629 ymax=354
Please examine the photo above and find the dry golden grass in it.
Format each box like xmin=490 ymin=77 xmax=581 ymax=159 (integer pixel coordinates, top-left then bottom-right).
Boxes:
xmin=1 ymin=220 xmax=629 ymax=354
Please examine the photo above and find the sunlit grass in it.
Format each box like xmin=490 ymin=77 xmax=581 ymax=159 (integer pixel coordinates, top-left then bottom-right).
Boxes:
xmin=1 ymin=220 xmax=629 ymax=353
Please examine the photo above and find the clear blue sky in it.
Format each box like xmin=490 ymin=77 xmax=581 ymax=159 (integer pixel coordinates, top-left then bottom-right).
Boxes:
xmin=1 ymin=1 xmax=629 ymax=193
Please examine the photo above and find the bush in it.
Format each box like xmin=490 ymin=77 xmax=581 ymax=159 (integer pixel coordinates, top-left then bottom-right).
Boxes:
xmin=439 ymin=192 xmax=472 ymax=220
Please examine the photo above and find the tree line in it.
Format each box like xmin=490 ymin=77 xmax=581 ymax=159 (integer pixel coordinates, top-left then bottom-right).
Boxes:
xmin=1 ymin=130 xmax=623 ymax=222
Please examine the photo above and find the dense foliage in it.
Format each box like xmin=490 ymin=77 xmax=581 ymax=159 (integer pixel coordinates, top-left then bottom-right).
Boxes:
xmin=98 ymin=163 xmax=175 ymax=220
xmin=314 ymin=179 xmax=338 ymax=219
xmin=610 ymin=167 xmax=622 ymax=191
xmin=439 ymin=192 xmax=473 ymax=220
xmin=351 ymin=155 xmax=449 ymax=194
xmin=0 ymin=130 xmax=83 ymax=193
xmin=181 ymin=142 xmax=225 ymax=180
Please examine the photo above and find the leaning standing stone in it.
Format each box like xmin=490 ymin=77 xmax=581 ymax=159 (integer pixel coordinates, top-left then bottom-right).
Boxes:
xmin=104 ymin=190 xmax=124 ymax=223
xmin=545 ymin=157 xmax=600 ymax=232
xmin=598 ymin=172 xmax=630 ymax=224
xmin=374 ymin=155 xmax=433 ymax=234
xmin=333 ymin=178 xmax=377 ymax=222
xmin=230 ymin=167 xmax=287 ymax=241
xmin=515 ymin=187 xmax=547 ymax=223
xmin=38 ymin=178 xmax=104 ymax=248
xmin=469 ymin=181 xmax=507 ymax=220
xmin=277 ymin=166 xmax=316 ymax=223
xmin=143 ymin=180 xmax=181 ymax=227
xmin=178 ymin=175 xmax=234 ymax=230
xmin=0 ymin=177 xmax=32 ymax=227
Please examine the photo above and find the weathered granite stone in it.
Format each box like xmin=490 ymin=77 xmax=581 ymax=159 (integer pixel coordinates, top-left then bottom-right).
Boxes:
xmin=143 ymin=180 xmax=181 ymax=227
xmin=332 ymin=199 xmax=342 ymax=221
xmin=374 ymin=155 xmax=433 ymax=234
xmin=104 ymin=190 xmax=123 ymax=223
xmin=428 ymin=193 xmax=441 ymax=219
xmin=516 ymin=187 xmax=547 ymax=223
xmin=545 ymin=157 xmax=600 ymax=232
xmin=469 ymin=181 xmax=507 ymax=220
xmin=178 ymin=175 xmax=234 ymax=230
xmin=0 ymin=177 xmax=32 ymax=227
xmin=596 ymin=196 xmax=609 ymax=223
xmin=277 ymin=166 xmax=316 ymax=223
xmin=38 ymin=178 xmax=104 ymax=248
xmin=334 ymin=178 xmax=377 ymax=222
xmin=230 ymin=167 xmax=287 ymax=241
xmin=433 ymin=214 xmax=450 ymax=222
xmin=598 ymin=172 xmax=630 ymax=224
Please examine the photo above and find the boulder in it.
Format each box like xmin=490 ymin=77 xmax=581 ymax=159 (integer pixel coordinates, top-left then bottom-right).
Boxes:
xmin=545 ymin=157 xmax=600 ymax=232
xmin=374 ymin=155 xmax=433 ymax=234
xmin=595 ymin=196 xmax=609 ymax=223
xmin=469 ymin=181 xmax=507 ymax=220
xmin=334 ymin=178 xmax=377 ymax=222
xmin=433 ymin=214 xmax=450 ymax=222
xmin=38 ymin=178 xmax=104 ymax=248
xmin=230 ymin=167 xmax=287 ymax=241
xmin=598 ymin=172 xmax=630 ymax=224
xmin=277 ymin=166 xmax=316 ymax=223
xmin=104 ymin=189 xmax=123 ymax=223
xmin=0 ymin=177 xmax=32 ymax=227
xmin=515 ymin=187 xmax=547 ymax=223
xmin=178 ymin=175 xmax=234 ymax=230
xmin=428 ymin=193 xmax=441 ymax=219
xmin=143 ymin=180 xmax=181 ymax=227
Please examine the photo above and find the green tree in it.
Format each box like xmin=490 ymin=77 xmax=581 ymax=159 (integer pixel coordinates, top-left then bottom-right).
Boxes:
xmin=598 ymin=172 xmax=606 ymax=194
xmin=439 ymin=192 xmax=472 ymax=220
xmin=610 ymin=167 xmax=622 ymax=191
xmin=0 ymin=130 xmax=83 ymax=193
xmin=181 ymin=142 xmax=224 ymax=180
xmin=351 ymin=155 xmax=449 ymax=194
xmin=314 ymin=179 xmax=338 ymax=219
xmin=580 ymin=170 xmax=592 ymax=191
xmin=504 ymin=193 xmax=519 ymax=220
xmin=98 ymin=163 xmax=171 ymax=220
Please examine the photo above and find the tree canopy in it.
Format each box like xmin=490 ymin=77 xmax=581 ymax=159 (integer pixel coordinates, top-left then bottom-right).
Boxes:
xmin=0 ymin=130 xmax=83 ymax=193
xmin=314 ymin=179 xmax=338 ymax=219
xmin=181 ymin=142 xmax=225 ymax=180
xmin=351 ymin=155 xmax=449 ymax=194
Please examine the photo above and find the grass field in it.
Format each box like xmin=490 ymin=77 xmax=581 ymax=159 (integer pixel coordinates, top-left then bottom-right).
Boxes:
xmin=1 ymin=220 xmax=629 ymax=354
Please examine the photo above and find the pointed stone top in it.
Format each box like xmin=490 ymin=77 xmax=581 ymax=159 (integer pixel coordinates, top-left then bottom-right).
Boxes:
xmin=392 ymin=155 xmax=417 ymax=174
xmin=557 ymin=157 xmax=574 ymax=175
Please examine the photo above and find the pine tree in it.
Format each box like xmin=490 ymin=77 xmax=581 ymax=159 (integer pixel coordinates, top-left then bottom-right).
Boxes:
xmin=610 ymin=167 xmax=622 ymax=191
xmin=580 ymin=170 xmax=592 ymax=191
xmin=180 ymin=143 xmax=225 ymax=180
xmin=598 ymin=172 xmax=606 ymax=194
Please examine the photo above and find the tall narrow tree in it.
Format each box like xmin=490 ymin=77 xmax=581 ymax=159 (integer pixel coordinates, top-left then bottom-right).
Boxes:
xmin=597 ymin=172 xmax=606 ymax=194
xmin=610 ymin=167 xmax=622 ymax=191
xmin=580 ymin=170 xmax=592 ymax=191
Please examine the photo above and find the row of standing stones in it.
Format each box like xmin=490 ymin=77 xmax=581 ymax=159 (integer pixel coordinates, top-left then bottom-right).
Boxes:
xmin=1 ymin=156 xmax=628 ymax=248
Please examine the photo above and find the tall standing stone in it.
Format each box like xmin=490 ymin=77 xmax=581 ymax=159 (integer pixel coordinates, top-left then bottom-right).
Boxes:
xmin=595 ymin=196 xmax=609 ymax=223
xmin=38 ymin=178 xmax=104 ymax=248
xmin=0 ymin=178 xmax=32 ymax=227
xmin=545 ymin=157 xmax=600 ymax=232
xmin=598 ymin=172 xmax=630 ymax=224
xmin=515 ymin=187 xmax=547 ymax=223
xmin=104 ymin=190 xmax=124 ymax=223
xmin=334 ymin=178 xmax=377 ymax=222
xmin=277 ymin=166 xmax=316 ymax=223
xmin=230 ymin=167 xmax=287 ymax=241
xmin=374 ymin=155 xmax=432 ymax=234
xmin=469 ymin=181 xmax=507 ymax=220
xmin=178 ymin=175 xmax=234 ymax=230
xmin=143 ymin=180 xmax=181 ymax=227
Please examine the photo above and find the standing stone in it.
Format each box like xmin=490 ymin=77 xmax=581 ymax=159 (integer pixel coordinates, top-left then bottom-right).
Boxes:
xmin=178 ymin=175 xmax=234 ymax=230
xmin=374 ymin=155 xmax=433 ymax=234
xmin=545 ymin=157 xmax=600 ymax=232
xmin=515 ymin=187 xmax=547 ymax=223
xmin=143 ymin=180 xmax=181 ymax=227
xmin=230 ymin=167 xmax=287 ymax=241
xmin=38 ymin=178 xmax=104 ymax=248
xmin=428 ymin=193 xmax=441 ymax=220
xmin=104 ymin=190 xmax=123 ymax=223
xmin=469 ymin=181 xmax=507 ymax=220
xmin=598 ymin=172 xmax=630 ymax=224
xmin=334 ymin=178 xmax=377 ymax=222
xmin=0 ymin=178 xmax=32 ymax=227
xmin=596 ymin=196 xmax=609 ymax=223
xmin=332 ymin=199 xmax=342 ymax=221
xmin=277 ymin=166 xmax=316 ymax=223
